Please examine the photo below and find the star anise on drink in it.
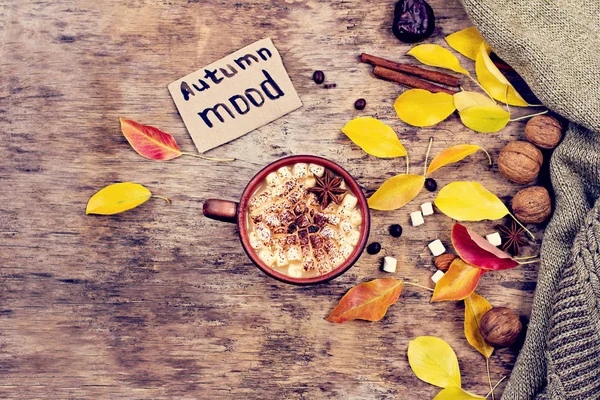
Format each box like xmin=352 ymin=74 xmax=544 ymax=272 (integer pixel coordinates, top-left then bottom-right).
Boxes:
xmin=307 ymin=170 xmax=347 ymax=209
xmin=496 ymin=220 xmax=529 ymax=256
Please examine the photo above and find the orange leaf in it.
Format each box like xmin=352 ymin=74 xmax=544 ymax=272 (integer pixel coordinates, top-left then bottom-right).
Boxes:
xmin=427 ymin=144 xmax=491 ymax=175
xmin=120 ymin=118 xmax=182 ymax=161
xmin=431 ymin=259 xmax=485 ymax=302
xmin=326 ymin=278 xmax=403 ymax=323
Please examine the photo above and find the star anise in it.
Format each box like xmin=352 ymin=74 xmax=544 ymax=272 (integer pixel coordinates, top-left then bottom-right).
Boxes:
xmin=307 ymin=169 xmax=347 ymax=209
xmin=497 ymin=220 xmax=529 ymax=256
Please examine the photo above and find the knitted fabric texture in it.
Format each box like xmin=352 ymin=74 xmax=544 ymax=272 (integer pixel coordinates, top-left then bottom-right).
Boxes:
xmin=459 ymin=0 xmax=600 ymax=398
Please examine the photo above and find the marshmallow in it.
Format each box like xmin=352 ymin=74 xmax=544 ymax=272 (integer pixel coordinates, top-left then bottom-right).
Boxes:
xmin=340 ymin=243 xmax=354 ymax=258
xmin=293 ymin=163 xmax=308 ymax=178
xmin=287 ymin=246 xmax=301 ymax=261
xmin=431 ymin=270 xmax=445 ymax=283
xmin=341 ymin=194 xmax=358 ymax=209
xmin=258 ymin=249 xmax=275 ymax=266
xmin=305 ymin=177 xmax=316 ymax=188
xmin=340 ymin=219 xmax=354 ymax=233
xmin=428 ymin=239 xmax=446 ymax=257
xmin=249 ymin=232 xmax=263 ymax=249
xmin=486 ymin=232 xmax=502 ymax=247
xmin=350 ymin=209 xmax=362 ymax=226
xmin=266 ymin=172 xmax=280 ymax=187
xmin=346 ymin=230 xmax=360 ymax=246
xmin=411 ymin=211 xmax=425 ymax=227
xmin=308 ymin=164 xmax=325 ymax=177
xmin=382 ymin=256 xmax=397 ymax=273
xmin=275 ymin=249 xmax=288 ymax=267
xmin=421 ymin=202 xmax=434 ymax=216
xmin=277 ymin=166 xmax=293 ymax=179
xmin=287 ymin=264 xmax=303 ymax=278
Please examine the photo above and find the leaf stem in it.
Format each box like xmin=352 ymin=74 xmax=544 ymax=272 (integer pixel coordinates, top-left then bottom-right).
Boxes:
xmin=514 ymin=255 xmax=539 ymax=260
xmin=424 ymin=137 xmax=433 ymax=176
xmin=517 ymin=259 xmax=540 ymax=265
xmin=468 ymin=75 xmax=495 ymax=103
xmin=487 ymin=358 xmax=494 ymax=400
xmin=152 ymin=195 xmax=171 ymax=204
xmin=181 ymin=152 xmax=236 ymax=162
xmin=406 ymin=154 xmax=410 ymax=175
xmin=508 ymin=212 xmax=535 ymax=240
xmin=485 ymin=376 xmax=506 ymax=399
xmin=504 ymin=85 xmax=510 ymax=115
xmin=509 ymin=110 xmax=548 ymax=122
xmin=404 ymin=281 xmax=434 ymax=292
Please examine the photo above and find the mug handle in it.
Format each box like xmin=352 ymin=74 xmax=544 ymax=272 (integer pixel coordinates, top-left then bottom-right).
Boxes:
xmin=203 ymin=199 xmax=239 ymax=223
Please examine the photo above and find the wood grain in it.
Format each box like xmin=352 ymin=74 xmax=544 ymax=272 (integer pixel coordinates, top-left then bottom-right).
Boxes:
xmin=0 ymin=0 xmax=544 ymax=398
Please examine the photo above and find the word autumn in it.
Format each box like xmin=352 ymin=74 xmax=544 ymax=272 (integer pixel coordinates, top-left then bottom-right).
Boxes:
xmin=178 ymin=48 xmax=286 ymax=129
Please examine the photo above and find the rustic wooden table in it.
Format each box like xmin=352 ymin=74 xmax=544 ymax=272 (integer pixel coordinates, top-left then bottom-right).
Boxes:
xmin=0 ymin=0 xmax=544 ymax=398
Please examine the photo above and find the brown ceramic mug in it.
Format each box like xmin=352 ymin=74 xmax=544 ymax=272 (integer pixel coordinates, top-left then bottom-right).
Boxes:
xmin=203 ymin=155 xmax=371 ymax=285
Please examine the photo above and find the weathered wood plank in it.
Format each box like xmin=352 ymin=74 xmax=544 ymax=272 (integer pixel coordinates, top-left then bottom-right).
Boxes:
xmin=0 ymin=0 xmax=542 ymax=398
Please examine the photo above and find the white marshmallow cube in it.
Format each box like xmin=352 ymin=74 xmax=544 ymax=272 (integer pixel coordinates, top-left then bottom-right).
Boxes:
xmin=421 ymin=202 xmax=434 ymax=216
xmin=431 ymin=270 xmax=445 ymax=284
xmin=293 ymin=163 xmax=308 ymax=178
xmin=345 ymin=230 xmax=360 ymax=246
xmin=266 ymin=172 xmax=280 ymax=187
xmin=277 ymin=166 xmax=293 ymax=179
xmin=428 ymin=239 xmax=446 ymax=257
xmin=382 ymin=256 xmax=397 ymax=273
xmin=341 ymin=194 xmax=358 ymax=209
xmin=411 ymin=211 xmax=425 ymax=227
xmin=287 ymin=246 xmax=301 ymax=261
xmin=308 ymin=164 xmax=325 ymax=177
xmin=305 ymin=177 xmax=316 ymax=188
xmin=287 ymin=264 xmax=303 ymax=278
xmin=258 ymin=249 xmax=275 ymax=266
xmin=340 ymin=244 xmax=354 ymax=258
xmin=350 ymin=209 xmax=362 ymax=226
xmin=275 ymin=249 xmax=289 ymax=267
xmin=486 ymin=232 xmax=502 ymax=247
xmin=249 ymin=232 xmax=263 ymax=249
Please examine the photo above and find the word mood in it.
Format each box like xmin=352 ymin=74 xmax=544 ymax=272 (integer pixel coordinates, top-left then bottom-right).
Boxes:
xmin=168 ymin=38 xmax=302 ymax=153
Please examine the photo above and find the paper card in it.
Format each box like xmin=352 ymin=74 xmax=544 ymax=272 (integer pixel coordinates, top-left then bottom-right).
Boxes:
xmin=168 ymin=38 xmax=302 ymax=153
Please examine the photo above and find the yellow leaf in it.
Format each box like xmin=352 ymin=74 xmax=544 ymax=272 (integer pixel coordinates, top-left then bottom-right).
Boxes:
xmin=458 ymin=105 xmax=510 ymax=133
xmin=475 ymin=43 xmax=529 ymax=106
xmin=394 ymin=89 xmax=456 ymax=127
xmin=408 ymin=44 xmax=470 ymax=76
xmin=464 ymin=292 xmax=494 ymax=358
xmin=408 ymin=336 xmax=461 ymax=388
xmin=445 ymin=27 xmax=484 ymax=61
xmin=341 ymin=117 xmax=407 ymax=158
xmin=427 ymin=144 xmax=491 ymax=175
xmin=435 ymin=181 xmax=508 ymax=221
xmin=86 ymin=182 xmax=152 ymax=215
xmin=433 ymin=386 xmax=485 ymax=399
xmin=368 ymin=174 xmax=425 ymax=211
xmin=453 ymin=91 xmax=496 ymax=112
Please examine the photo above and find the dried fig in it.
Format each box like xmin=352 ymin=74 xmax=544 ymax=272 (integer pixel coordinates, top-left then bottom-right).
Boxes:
xmin=392 ymin=0 xmax=435 ymax=43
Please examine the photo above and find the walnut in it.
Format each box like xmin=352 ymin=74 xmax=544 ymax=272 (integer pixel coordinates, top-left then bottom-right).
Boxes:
xmin=498 ymin=141 xmax=543 ymax=184
xmin=525 ymin=115 xmax=563 ymax=150
xmin=479 ymin=307 xmax=522 ymax=348
xmin=434 ymin=254 xmax=456 ymax=272
xmin=512 ymin=186 xmax=551 ymax=224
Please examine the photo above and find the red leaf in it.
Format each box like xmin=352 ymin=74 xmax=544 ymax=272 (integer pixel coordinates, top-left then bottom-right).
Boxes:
xmin=326 ymin=278 xmax=403 ymax=323
xmin=431 ymin=259 xmax=485 ymax=302
xmin=120 ymin=118 xmax=182 ymax=161
xmin=452 ymin=223 xmax=518 ymax=270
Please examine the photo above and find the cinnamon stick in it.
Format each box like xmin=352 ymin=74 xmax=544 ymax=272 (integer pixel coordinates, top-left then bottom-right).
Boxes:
xmin=361 ymin=53 xmax=460 ymax=87
xmin=373 ymin=66 xmax=457 ymax=95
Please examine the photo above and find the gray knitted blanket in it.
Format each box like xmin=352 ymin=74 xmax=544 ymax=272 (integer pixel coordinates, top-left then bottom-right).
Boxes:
xmin=459 ymin=0 xmax=600 ymax=398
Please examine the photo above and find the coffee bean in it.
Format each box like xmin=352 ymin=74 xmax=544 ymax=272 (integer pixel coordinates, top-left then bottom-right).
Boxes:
xmin=367 ymin=242 xmax=381 ymax=255
xmin=425 ymin=178 xmax=437 ymax=192
xmin=354 ymin=98 xmax=366 ymax=110
xmin=313 ymin=70 xmax=325 ymax=84
xmin=389 ymin=224 xmax=403 ymax=238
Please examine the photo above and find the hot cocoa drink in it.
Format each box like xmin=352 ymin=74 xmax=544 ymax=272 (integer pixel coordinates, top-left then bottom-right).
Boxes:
xmin=247 ymin=163 xmax=362 ymax=278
